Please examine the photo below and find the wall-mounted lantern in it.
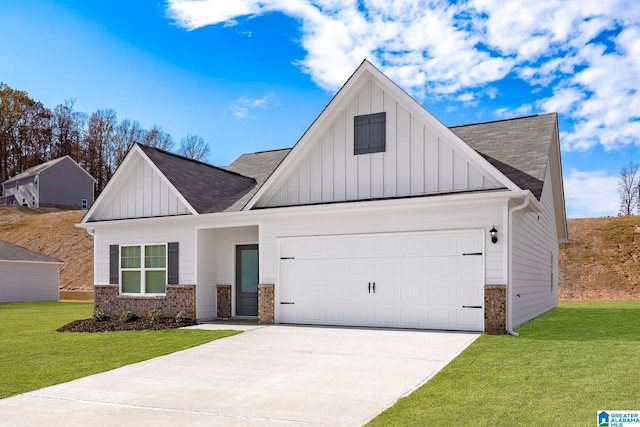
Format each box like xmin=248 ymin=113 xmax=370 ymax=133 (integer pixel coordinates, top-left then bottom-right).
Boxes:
xmin=490 ymin=226 xmax=498 ymax=244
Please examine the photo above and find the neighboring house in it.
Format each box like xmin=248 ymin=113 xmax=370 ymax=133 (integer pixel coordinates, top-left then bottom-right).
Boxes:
xmin=79 ymin=60 xmax=567 ymax=334
xmin=0 ymin=240 xmax=62 ymax=303
xmin=1 ymin=156 xmax=95 ymax=209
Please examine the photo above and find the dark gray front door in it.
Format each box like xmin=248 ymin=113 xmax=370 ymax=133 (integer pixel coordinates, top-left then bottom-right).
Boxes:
xmin=236 ymin=244 xmax=258 ymax=316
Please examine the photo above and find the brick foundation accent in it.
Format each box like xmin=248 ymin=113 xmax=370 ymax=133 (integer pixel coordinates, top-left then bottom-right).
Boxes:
xmin=258 ymin=284 xmax=274 ymax=324
xmin=94 ymin=284 xmax=196 ymax=320
xmin=484 ymin=285 xmax=506 ymax=335
xmin=216 ymin=284 xmax=232 ymax=319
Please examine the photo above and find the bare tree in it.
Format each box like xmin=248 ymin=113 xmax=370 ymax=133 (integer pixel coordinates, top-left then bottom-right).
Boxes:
xmin=178 ymin=134 xmax=210 ymax=162
xmin=618 ymin=161 xmax=640 ymax=216
xmin=144 ymin=125 xmax=174 ymax=151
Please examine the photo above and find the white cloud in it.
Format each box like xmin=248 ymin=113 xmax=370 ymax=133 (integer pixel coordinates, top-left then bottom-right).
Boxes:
xmin=166 ymin=0 xmax=640 ymax=153
xmin=563 ymin=169 xmax=620 ymax=217
xmin=228 ymin=93 xmax=274 ymax=119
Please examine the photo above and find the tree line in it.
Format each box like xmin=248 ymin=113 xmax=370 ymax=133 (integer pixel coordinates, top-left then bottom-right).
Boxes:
xmin=0 ymin=82 xmax=210 ymax=195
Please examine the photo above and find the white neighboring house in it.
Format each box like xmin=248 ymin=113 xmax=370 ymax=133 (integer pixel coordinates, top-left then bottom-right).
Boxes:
xmin=79 ymin=60 xmax=567 ymax=334
xmin=0 ymin=240 xmax=62 ymax=303
xmin=1 ymin=156 xmax=96 ymax=209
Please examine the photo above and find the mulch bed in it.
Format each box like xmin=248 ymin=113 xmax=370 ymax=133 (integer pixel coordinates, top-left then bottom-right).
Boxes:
xmin=57 ymin=318 xmax=195 ymax=333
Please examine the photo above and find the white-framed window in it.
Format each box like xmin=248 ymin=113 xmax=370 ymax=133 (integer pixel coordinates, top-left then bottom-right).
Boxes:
xmin=81 ymin=199 xmax=88 ymax=209
xmin=120 ymin=244 xmax=167 ymax=295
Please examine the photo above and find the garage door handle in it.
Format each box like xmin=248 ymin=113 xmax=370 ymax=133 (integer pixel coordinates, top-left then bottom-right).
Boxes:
xmin=368 ymin=282 xmax=371 ymax=293
xmin=373 ymin=282 xmax=375 ymax=293
xmin=280 ymin=302 xmax=295 ymax=305
xmin=462 ymin=252 xmax=483 ymax=256
xmin=462 ymin=305 xmax=482 ymax=309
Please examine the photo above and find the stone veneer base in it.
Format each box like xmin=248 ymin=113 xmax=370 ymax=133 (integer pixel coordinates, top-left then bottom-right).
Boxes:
xmin=94 ymin=284 xmax=195 ymax=320
xmin=216 ymin=284 xmax=232 ymax=319
xmin=484 ymin=285 xmax=506 ymax=335
xmin=258 ymin=284 xmax=274 ymax=324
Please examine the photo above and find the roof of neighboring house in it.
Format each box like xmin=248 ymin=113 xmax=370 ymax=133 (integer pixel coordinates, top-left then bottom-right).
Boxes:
xmin=0 ymin=240 xmax=62 ymax=264
xmin=137 ymin=144 xmax=259 ymax=214
xmin=1 ymin=155 xmax=95 ymax=186
xmin=450 ymin=113 xmax=557 ymax=201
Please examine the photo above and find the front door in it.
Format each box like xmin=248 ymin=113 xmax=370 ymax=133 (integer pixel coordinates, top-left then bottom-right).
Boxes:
xmin=235 ymin=244 xmax=259 ymax=316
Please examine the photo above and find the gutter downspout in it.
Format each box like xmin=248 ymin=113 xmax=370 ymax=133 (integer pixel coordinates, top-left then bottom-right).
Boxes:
xmin=507 ymin=196 xmax=530 ymax=336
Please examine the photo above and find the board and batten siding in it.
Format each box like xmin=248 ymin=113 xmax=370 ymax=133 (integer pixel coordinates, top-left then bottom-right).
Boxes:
xmin=258 ymin=80 xmax=502 ymax=208
xmin=94 ymin=221 xmax=195 ymax=286
xmin=259 ymin=201 xmax=506 ymax=288
xmin=91 ymin=154 xmax=190 ymax=221
xmin=511 ymin=163 xmax=559 ymax=327
xmin=0 ymin=262 xmax=59 ymax=302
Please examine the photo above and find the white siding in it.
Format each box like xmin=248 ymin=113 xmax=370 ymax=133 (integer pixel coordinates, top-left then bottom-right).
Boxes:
xmin=196 ymin=226 xmax=258 ymax=319
xmin=0 ymin=262 xmax=59 ymax=302
xmin=511 ymin=163 xmax=559 ymax=327
xmin=258 ymin=80 xmax=503 ymax=208
xmin=91 ymin=155 xmax=190 ymax=221
xmin=94 ymin=221 xmax=196 ymax=286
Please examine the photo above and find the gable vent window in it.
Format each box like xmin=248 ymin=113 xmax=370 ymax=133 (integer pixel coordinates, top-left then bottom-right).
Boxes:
xmin=354 ymin=112 xmax=386 ymax=155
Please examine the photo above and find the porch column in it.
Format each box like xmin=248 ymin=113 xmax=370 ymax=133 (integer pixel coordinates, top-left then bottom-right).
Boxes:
xmin=258 ymin=283 xmax=274 ymax=324
xmin=216 ymin=284 xmax=232 ymax=319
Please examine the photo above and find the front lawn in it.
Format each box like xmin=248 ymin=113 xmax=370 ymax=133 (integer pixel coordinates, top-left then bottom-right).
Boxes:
xmin=0 ymin=301 xmax=239 ymax=399
xmin=369 ymin=301 xmax=640 ymax=426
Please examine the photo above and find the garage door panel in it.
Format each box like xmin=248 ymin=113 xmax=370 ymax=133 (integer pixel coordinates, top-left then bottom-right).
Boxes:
xmin=278 ymin=230 xmax=484 ymax=331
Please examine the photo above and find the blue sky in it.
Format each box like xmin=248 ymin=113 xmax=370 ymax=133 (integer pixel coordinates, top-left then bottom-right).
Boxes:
xmin=1 ymin=0 xmax=639 ymax=218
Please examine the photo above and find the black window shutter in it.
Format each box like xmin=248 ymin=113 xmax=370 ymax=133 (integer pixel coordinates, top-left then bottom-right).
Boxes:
xmin=109 ymin=245 xmax=119 ymax=285
xmin=168 ymin=242 xmax=179 ymax=284
xmin=354 ymin=112 xmax=386 ymax=155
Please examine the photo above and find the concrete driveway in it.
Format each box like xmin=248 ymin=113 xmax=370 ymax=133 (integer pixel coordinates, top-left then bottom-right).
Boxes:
xmin=0 ymin=324 xmax=479 ymax=426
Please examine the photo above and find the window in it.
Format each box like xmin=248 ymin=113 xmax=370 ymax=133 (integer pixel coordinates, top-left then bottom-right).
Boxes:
xmin=354 ymin=112 xmax=386 ymax=155
xmin=120 ymin=244 xmax=167 ymax=294
xmin=81 ymin=199 xmax=88 ymax=209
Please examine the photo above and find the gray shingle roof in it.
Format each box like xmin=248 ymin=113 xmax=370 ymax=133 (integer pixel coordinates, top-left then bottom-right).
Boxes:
xmin=2 ymin=156 xmax=95 ymax=186
xmin=219 ymin=148 xmax=290 ymax=212
xmin=137 ymin=144 xmax=257 ymax=214
xmin=0 ymin=240 xmax=62 ymax=263
xmin=451 ymin=113 xmax=557 ymax=200
xmin=136 ymin=114 xmax=554 ymax=214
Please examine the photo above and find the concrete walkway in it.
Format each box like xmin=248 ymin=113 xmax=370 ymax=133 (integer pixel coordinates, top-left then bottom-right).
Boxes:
xmin=0 ymin=325 xmax=479 ymax=426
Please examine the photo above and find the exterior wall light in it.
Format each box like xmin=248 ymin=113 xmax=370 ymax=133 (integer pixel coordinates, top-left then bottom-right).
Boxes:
xmin=490 ymin=226 xmax=498 ymax=244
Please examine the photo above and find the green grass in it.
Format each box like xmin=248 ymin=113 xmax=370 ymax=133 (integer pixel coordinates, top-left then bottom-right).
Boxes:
xmin=0 ymin=301 xmax=240 ymax=399
xmin=369 ymin=301 xmax=640 ymax=426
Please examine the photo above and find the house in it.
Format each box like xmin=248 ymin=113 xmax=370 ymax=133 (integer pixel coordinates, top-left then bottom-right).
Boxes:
xmin=1 ymin=156 xmax=95 ymax=209
xmin=0 ymin=240 xmax=62 ymax=303
xmin=79 ymin=60 xmax=567 ymax=334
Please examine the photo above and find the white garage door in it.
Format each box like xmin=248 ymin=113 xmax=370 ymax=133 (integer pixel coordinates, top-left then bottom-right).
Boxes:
xmin=278 ymin=230 xmax=484 ymax=331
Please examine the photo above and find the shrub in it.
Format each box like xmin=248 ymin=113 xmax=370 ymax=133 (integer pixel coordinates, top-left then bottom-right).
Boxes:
xmin=119 ymin=310 xmax=138 ymax=323
xmin=175 ymin=311 xmax=192 ymax=326
xmin=92 ymin=309 xmax=109 ymax=322
xmin=148 ymin=308 xmax=162 ymax=322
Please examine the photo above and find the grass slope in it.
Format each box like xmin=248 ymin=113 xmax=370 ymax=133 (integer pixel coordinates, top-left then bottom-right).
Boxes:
xmin=0 ymin=207 xmax=93 ymax=290
xmin=368 ymin=301 xmax=640 ymax=426
xmin=0 ymin=301 xmax=239 ymax=399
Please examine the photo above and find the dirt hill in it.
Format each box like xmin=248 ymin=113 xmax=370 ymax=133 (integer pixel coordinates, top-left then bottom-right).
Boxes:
xmin=0 ymin=206 xmax=93 ymax=290
xmin=559 ymin=216 xmax=640 ymax=300
xmin=0 ymin=206 xmax=638 ymax=299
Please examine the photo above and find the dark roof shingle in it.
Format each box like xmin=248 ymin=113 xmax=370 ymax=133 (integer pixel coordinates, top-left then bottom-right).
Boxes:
xmin=137 ymin=144 xmax=257 ymax=214
xmin=451 ymin=113 xmax=557 ymax=200
xmin=0 ymin=240 xmax=62 ymax=263
xmin=218 ymin=148 xmax=291 ymax=212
